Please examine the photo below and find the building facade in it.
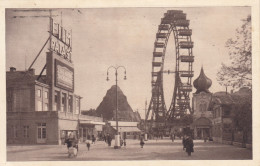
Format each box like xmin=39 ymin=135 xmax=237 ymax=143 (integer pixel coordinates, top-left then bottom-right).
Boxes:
xmin=209 ymin=88 xmax=252 ymax=148
xmin=6 ymin=19 xmax=104 ymax=145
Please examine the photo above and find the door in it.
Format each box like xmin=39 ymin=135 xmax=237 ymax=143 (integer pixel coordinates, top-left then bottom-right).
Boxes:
xmin=37 ymin=123 xmax=47 ymax=143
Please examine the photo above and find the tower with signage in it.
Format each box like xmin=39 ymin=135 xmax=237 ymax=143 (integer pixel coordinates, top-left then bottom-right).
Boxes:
xmin=46 ymin=18 xmax=76 ymax=113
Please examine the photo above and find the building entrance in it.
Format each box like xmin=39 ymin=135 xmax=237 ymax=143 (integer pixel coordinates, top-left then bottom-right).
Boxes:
xmin=37 ymin=123 xmax=46 ymax=143
xmin=196 ymin=128 xmax=210 ymax=139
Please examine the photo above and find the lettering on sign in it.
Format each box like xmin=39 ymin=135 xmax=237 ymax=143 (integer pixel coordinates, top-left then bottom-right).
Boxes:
xmin=55 ymin=60 xmax=74 ymax=91
xmin=51 ymin=38 xmax=72 ymax=60
xmin=50 ymin=18 xmax=72 ymax=62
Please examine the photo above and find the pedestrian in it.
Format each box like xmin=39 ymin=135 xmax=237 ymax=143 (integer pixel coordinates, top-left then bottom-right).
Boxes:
xmin=104 ymin=134 xmax=107 ymax=143
xmin=185 ymin=136 xmax=194 ymax=156
xmin=171 ymin=133 xmax=175 ymax=142
xmin=92 ymin=135 xmax=96 ymax=144
xmin=107 ymin=134 xmax=111 ymax=146
xmin=120 ymin=138 xmax=123 ymax=146
xmin=123 ymin=139 xmax=126 ymax=147
xmin=182 ymin=135 xmax=187 ymax=150
xmin=140 ymin=137 xmax=145 ymax=148
xmin=86 ymin=141 xmax=91 ymax=151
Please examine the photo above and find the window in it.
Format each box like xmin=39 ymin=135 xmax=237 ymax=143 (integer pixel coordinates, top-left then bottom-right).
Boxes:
xmin=44 ymin=103 xmax=48 ymax=111
xmin=37 ymin=123 xmax=46 ymax=139
xmin=37 ymin=89 xmax=41 ymax=97
xmin=54 ymin=91 xmax=60 ymax=111
xmin=24 ymin=126 xmax=29 ymax=138
xmin=37 ymin=101 xmax=42 ymax=111
xmin=44 ymin=91 xmax=48 ymax=99
xmin=61 ymin=93 xmax=66 ymax=112
xmin=68 ymin=95 xmax=73 ymax=112
xmin=13 ymin=125 xmax=18 ymax=138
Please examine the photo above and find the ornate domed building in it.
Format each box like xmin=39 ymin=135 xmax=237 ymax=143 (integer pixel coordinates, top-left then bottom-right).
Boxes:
xmin=191 ymin=67 xmax=213 ymax=139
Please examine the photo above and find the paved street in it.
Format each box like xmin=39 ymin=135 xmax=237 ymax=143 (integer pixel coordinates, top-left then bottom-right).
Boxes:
xmin=7 ymin=138 xmax=252 ymax=161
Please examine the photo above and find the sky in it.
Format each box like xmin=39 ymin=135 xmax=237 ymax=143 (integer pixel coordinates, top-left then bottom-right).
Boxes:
xmin=5 ymin=7 xmax=251 ymax=118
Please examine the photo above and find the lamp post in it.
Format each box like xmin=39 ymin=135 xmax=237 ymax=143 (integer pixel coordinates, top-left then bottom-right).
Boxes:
xmin=106 ymin=65 xmax=127 ymax=149
xmin=144 ymin=100 xmax=148 ymax=141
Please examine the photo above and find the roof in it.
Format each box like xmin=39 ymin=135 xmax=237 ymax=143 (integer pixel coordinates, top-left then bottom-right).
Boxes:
xmin=6 ymin=71 xmax=35 ymax=82
xmin=193 ymin=67 xmax=212 ymax=94
xmin=208 ymin=88 xmax=252 ymax=110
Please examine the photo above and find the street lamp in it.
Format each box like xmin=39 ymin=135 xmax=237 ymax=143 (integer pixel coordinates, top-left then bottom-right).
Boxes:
xmin=106 ymin=65 xmax=127 ymax=149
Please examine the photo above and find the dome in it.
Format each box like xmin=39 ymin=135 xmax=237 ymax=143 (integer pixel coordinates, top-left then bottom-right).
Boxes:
xmin=193 ymin=67 xmax=212 ymax=94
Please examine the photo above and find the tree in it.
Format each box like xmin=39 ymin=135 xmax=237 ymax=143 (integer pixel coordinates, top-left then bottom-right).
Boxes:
xmin=217 ymin=16 xmax=252 ymax=89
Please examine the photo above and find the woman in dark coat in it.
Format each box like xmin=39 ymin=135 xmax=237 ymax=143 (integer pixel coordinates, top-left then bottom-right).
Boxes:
xmin=185 ymin=136 xmax=194 ymax=156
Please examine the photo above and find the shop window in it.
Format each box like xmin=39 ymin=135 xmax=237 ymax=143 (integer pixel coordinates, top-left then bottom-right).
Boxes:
xmin=24 ymin=126 xmax=29 ymax=138
xmin=37 ymin=89 xmax=41 ymax=97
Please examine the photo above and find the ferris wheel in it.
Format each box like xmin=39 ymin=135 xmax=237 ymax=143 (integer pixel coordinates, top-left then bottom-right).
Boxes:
xmin=146 ymin=10 xmax=194 ymax=127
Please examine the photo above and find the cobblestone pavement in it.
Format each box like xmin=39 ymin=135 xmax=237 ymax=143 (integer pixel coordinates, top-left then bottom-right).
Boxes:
xmin=7 ymin=139 xmax=252 ymax=161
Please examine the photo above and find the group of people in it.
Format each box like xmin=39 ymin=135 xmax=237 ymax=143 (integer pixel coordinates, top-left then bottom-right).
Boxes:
xmin=103 ymin=133 xmax=112 ymax=146
xmin=182 ymin=135 xmax=194 ymax=156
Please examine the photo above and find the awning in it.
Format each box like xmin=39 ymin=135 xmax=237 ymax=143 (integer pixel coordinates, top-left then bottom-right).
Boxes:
xmin=112 ymin=126 xmax=141 ymax=132
xmin=79 ymin=120 xmax=105 ymax=125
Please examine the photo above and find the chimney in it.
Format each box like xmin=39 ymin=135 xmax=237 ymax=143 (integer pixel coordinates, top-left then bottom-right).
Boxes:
xmin=29 ymin=68 xmax=35 ymax=75
xmin=10 ymin=67 xmax=16 ymax=72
